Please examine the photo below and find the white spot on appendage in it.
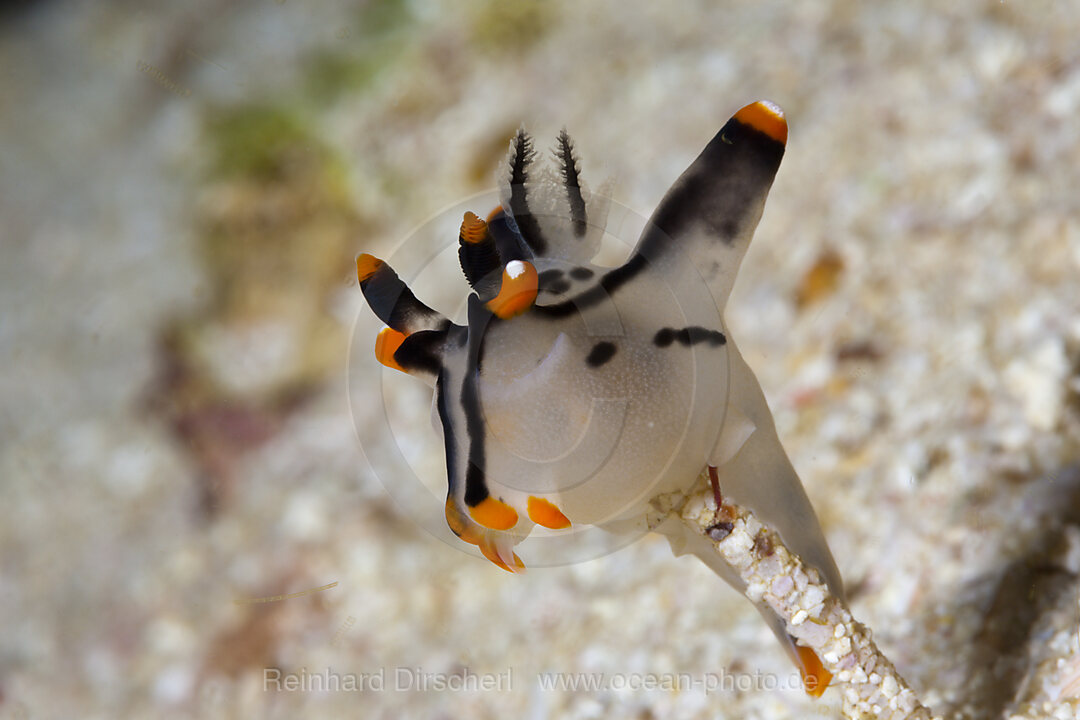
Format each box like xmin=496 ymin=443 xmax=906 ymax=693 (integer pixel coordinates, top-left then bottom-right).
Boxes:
xmin=506 ymin=260 xmax=526 ymax=279
xmin=759 ymin=100 xmax=784 ymax=118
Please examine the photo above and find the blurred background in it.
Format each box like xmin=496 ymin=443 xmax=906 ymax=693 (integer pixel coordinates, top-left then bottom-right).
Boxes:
xmin=2 ymin=1 xmax=1080 ymax=718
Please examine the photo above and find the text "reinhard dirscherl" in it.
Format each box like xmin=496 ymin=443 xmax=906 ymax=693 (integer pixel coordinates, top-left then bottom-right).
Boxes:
xmin=264 ymin=666 xmax=513 ymax=692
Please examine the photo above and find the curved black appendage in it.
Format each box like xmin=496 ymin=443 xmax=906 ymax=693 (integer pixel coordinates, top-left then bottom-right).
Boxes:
xmin=555 ymin=129 xmax=587 ymax=238
xmin=507 ymin=129 xmax=547 ymax=256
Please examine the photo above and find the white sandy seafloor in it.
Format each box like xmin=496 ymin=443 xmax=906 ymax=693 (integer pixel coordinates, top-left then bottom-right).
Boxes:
xmin=2 ymin=1 xmax=1080 ymax=719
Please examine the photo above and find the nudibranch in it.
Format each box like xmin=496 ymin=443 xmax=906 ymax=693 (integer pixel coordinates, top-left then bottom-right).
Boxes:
xmin=357 ymin=101 xmax=844 ymax=695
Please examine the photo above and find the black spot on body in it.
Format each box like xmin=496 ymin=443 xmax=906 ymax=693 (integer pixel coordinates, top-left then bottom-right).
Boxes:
xmin=570 ymin=267 xmax=594 ymax=280
xmin=545 ymin=279 xmax=571 ymax=294
xmin=538 ymin=268 xmax=564 ymax=284
xmin=654 ymin=328 xmax=675 ymax=347
xmin=586 ymin=341 xmax=617 ymax=367
xmin=653 ymin=326 xmax=727 ymax=348
xmin=538 ymin=269 xmax=571 ymax=295
xmin=535 ymin=253 xmax=648 ymax=318
xmin=685 ymin=326 xmax=727 ymax=346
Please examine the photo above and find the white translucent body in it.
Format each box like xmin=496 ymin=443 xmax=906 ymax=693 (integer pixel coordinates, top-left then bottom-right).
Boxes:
xmin=417 ymin=111 xmax=844 ymax=665
xmin=476 ymin=256 xmax=731 ymax=530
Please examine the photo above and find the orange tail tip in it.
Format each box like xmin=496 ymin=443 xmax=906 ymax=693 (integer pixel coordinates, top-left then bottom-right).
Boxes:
xmin=356 ymin=253 xmax=384 ymax=283
xmin=468 ymin=496 xmax=519 ymax=530
xmin=444 ymin=497 xmax=482 ymax=546
xmin=486 ymin=260 xmax=538 ymax=319
xmin=448 ymin=497 xmax=525 ymax=573
xmin=794 ymin=645 xmax=832 ymax=698
xmin=733 ymin=101 xmax=788 ymax=145
xmin=374 ymin=326 xmax=407 ymax=372
xmin=479 ymin=536 xmax=525 ymax=573
xmin=527 ymin=496 xmax=571 ymax=529
xmin=460 ymin=211 xmax=489 ymax=244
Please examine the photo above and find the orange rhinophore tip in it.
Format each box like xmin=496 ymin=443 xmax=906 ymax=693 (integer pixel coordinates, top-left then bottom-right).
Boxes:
xmin=374 ymin=326 xmax=407 ymax=372
xmin=795 ymin=645 xmax=832 ymax=698
xmin=486 ymin=205 xmax=505 ymax=223
xmin=479 ymin=536 xmax=525 ymax=574
xmin=460 ymin=211 xmax=489 ymax=244
xmin=469 ymin=496 xmax=519 ymax=530
xmin=733 ymin=101 xmax=788 ymax=144
xmin=486 ymin=260 xmax=538 ymax=319
xmin=527 ymin=496 xmax=571 ymax=529
xmin=356 ymin=253 xmax=384 ymax=283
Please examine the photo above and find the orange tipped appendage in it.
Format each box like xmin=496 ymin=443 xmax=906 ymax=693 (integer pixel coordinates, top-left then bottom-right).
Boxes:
xmin=795 ymin=645 xmax=832 ymax=698
xmin=356 ymin=253 xmax=384 ymax=283
xmin=486 ymin=205 xmax=505 ymax=223
xmin=445 ymin=496 xmax=483 ymax=546
xmin=733 ymin=101 xmax=788 ymax=144
xmin=486 ymin=260 xmax=538 ymax=319
xmin=468 ymin=496 xmax=519 ymax=530
xmin=374 ymin=327 xmax=407 ymax=372
xmin=447 ymin=498 xmax=525 ymax=573
xmin=460 ymin=211 xmax=489 ymax=244
xmin=527 ymin=496 xmax=571 ymax=529
xmin=479 ymin=536 xmax=525 ymax=573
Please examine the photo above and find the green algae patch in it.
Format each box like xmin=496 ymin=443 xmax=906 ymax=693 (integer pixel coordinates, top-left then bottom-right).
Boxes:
xmin=302 ymin=0 xmax=415 ymax=105
xmin=467 ymin=0 xmax=556 ymax=56
xmin=203 ymin=103 xmax=347 ymax=185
